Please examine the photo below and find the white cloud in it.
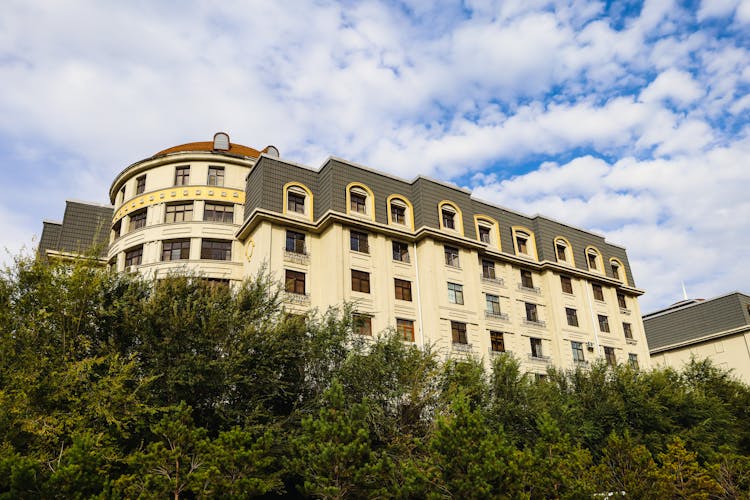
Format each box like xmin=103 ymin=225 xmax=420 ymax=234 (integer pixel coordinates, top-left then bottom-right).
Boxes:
xmin=638 ymin=69 xmax=703 ymax=105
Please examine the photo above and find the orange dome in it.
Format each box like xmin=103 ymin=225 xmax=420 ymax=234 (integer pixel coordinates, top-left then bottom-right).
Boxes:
xmin=153 ymin=141 xmax=265 ymax=158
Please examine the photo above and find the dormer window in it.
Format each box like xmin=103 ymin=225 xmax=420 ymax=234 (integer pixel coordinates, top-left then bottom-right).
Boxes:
xmin=442 ymin=207 xmax=456 ymax=229
xmin=346 ymin=183 xmax=375 ymax=220
xmin=512 ymin=227 xmax=537 ymax=259
xmin=611 ymin=262 xmax=621 ymax=280
xmin=391 ymin=202 xmax=406 ymax=224
xmin=587 ymin=252 xmax=597 ymax=269
xmin=288 ymin=191 xmax=305 ymax=214
xmin=478 ymin=225 xmax=491 ymax=243
xmin=586 ymin=247 xmax=602 ymax=272
xmin=350 ymin=190 xmax=367 ymax=214
xmin=387 ymin=195 xmax=413 ymax=229
xmin=284 ymin=182 xmax=314 ymax=222
xmin=516 ymin=232 xmax=529 ymax=254
xmin=610 ymin=258 xmax=626 ymax=284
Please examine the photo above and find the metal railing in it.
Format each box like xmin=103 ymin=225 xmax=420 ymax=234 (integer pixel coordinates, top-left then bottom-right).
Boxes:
xmin=523 ymin=318 xmax=547 ymax=328
xmin=485 ymin=310 xmax=509 ymax=321
xmin=283 ymin=247 xmax=310 ymax=264
xmin=451 ymin=342 xmax=473 ymax=352
xmin=528 ymin=353 xmax=551 ymax=362
xmin=480 ymin=273 xmax=504 ymax=286
xmin=517 ymin=283 xmax=541 ymax=294
xmin=283 ymin=291 xmax=311 ymax=304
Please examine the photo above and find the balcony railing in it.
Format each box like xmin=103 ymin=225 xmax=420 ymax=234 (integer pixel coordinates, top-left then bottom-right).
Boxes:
xmin=480 ymin=273 xmax=504 ymax=286
xmin=626 ymin=338 xmax=638 ymax=345
xmin=489 ymin=348 xmax=513 ymax=356
xmin=283 ymin=247 xmax=310 ymax=265
xmin=523 ymin=318 xmax=547 ymax=328
xmin=517 ymin=283 xmax=541 ymax=294
xmin=283 ymin=291 xmax=310 ymax=305
xmin=452 ymin=342 xmax=473 ymax=353
xmin=485 ymin=310 xmax=509 ymax=321
xmin=619 ymin=307 xmax=631 ymax=315
xmin=528 ymin=353 xmax=551 ymax=362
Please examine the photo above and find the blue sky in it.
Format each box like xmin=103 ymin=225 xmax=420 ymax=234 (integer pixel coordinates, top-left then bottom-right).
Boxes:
xmin=1 ymin=0 xmax=748 ymax=311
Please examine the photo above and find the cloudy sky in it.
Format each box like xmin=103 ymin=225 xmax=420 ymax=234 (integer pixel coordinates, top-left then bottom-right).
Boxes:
xmin=1 ymin=0 xmax=748 ymax=311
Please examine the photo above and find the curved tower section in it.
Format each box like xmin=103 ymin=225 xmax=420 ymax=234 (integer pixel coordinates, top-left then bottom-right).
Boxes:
xmin=108 ymin=132 xmax=276 ymax=285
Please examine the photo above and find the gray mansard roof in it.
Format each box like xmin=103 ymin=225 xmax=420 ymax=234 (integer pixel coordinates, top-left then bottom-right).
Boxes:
xmin=39 ymin=200 xmax=114 ymax=258
xmin=243 ymin=155 xmax=636 ymax=287
xmin=644 ymin=292 xmax=750 ymax=353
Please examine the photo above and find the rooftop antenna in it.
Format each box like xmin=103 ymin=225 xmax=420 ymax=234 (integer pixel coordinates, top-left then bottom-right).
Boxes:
xmin=681 ymin=281 xmax=688 ymax=301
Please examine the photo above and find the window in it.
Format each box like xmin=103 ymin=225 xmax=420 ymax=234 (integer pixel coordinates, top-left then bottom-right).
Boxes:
xmin=530 ymin=337 xmax=543 ymax=358
xmin=165 ymin=202 xmax=194 ymax=223
xmin=441 ymin=206 xmax=456 ymax=229
xmin=392 ymin=241 xmax=409 ymax=262
xmin=288 ymin=191 xmax=306 ymax=214
xmin=604 ymin=347 xmax=616 ymax=366
xmin=592 ymin=284 xmax=604 ymax=301
xmin=130 ymin=209 xmax=146 ymax=231
xmin=204 ymin=203 xmax=234 ymax=223
xmin=136 ymin=175 xmax=146 ymax=194
xmin=174 ymin=166 xmax=190 ymax=186
xmin=350 ymin=231 xmax=369 ymax=253
xmin=598 ymin=314 xmax=610 ymax=333
xmin=162 ymin=239 xmax=190 ymax=261
xmin=444 ymin=246 xmax=460 ymax=267
xmin=490 ymin=331 xmax=505 ymax=352
xmin=623 ymin=322 xmax=633 ymax=340
xmin=119 ymin=185 xmax=126 ymax=203
xmin=586 ymin=248 xmax=600 ymax=270
xmin=125 ymin=246 xmax=143 ymax=267
xmin=112 ymin=220 xmax=122 ymax=239
xmin=611 ymin=261 xmax=621 ymax=280
xmin=391 ymin=202 xmax=406 ymax=224
xmin=520 ymin=270 xmax=534 ymax=289
xmin=482 ymin=260 xmax=496 ymax=279
xmin=394 ymin=279 xmax=412 ymax=301
xmin=571 ymin=341 xmax=585 ymax=363
xmin=397 ymin=319 xmax=415 ymax=342
xmin=478 ymin=225 xmax=491 ymax=243
xmin=285 ymin=270 xmax=306 ymax=295
xmin=201 ymin=239 xmax=231 ymax=260
xmin=565 ymin=308 xmax=579 ymax=327
xmin=486 ymin=294 xmax=501 ymax=316
xmin=350 ymin=192 xmax=367 ymax=214
xmin=351 ymin=270 xmax=371 ymax=293
xmin=628 ymin=353 xmax=639 ymax=369
xmin=447 ymin=282 xmax=464 ymax=305
xmin=525 ymin=302 xmax=539 ymax=322
xmin=286 ymin=231 xmax=306 ymax=254
xmin=207 ymin=166 xmax=225 ymax=187
xmin=617 ymin=293 xmax=627 ymax=309
xmin=561 ymin=276 xmax=573 ymax=294
xmin=353 ymin=314 xmax=372 ymax=336
xmin=515 ymin=232 xmax=529 ymax=254
xmin=451 ymin=321 xmax=468 ymax=344
xmin=555 ymin=239 xmax=568 ymax=262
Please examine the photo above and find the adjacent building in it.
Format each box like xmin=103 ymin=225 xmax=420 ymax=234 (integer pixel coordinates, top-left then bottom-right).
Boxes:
xmin=41 ymin=133 xmax=651 ymax=374
xmin=644 ymin=292 xmax=750 ymax=383
xmin=39 ymin=200 xmax=113 ymax=262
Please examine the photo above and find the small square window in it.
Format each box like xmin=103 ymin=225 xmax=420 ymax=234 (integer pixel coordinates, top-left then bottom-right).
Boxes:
xmin=392 ymin=241 xmax=410 ymax=262
xmin=350 ymin=191 xmax=367 ymax=214
xmin=208 ymin=166 xmax=225 ymax=187
xmin=395 ymin=279 xmax=412 ymax=301
xmin=391 ymin=203 xmax=406 ymax=224
xmin=288 ymin=191 xmax=306 ymax=214
xmin=174 ymin=166 xmax=190 ymax=186
xmin=397 ymin=319 xmax=415 ymax=342
xmin=444 ymin=246 xmax=460 ymax=267
xmin=351 ymin=270 xmax=371 ymax=293
xmin=451 ymin=321 xmax=468 ymax=344
xmin=286 ymin=231 xmax=306 ymax=254
xmin=285 ymin=270 xmax=306 ymax=295
xmin=350 ymin=231 xmax=369 ymax=253
xmin=478 ymin=225 xmax=491 ymax=243
xmin=447 ymin=282 xmax=464 ymax=305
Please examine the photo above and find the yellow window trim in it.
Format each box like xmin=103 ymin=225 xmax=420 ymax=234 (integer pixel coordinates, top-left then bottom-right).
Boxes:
xmin=585 ymin=245 xmax=603 ymax=273
xmin=438 ymin=200 xmax=464 ymax=235
xmin=553 ymin=236 xmax=575 ymax=266
xmin=283 ymin=182 xmax=314 ymax=222
xmin=474 ymin=214 xmax=501 ymax=251
xmin=609 ymin=257 xmax=628 ymax=285
xmin=511 ymin=225 xmax=538 ymax=260
xmin=346 ymin=182 xmax=376 ymax=222
xmin=386 ymin=194 xmax=415 ymax=230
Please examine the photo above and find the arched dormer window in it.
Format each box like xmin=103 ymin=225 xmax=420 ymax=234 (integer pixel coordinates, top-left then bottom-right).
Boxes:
xmin=610 ymin=258 xmax=627 ymax=285
xmin=474 ymin=215 xmax=501 ymax=250
xmin=438 ymin=201 xmax=463 ymax=235
xmin=585 ymin=246 xmax=603 ymax=272
xmin=511 ymin=226 xmax=537 ymax=260
xmin=346 ymin=182 xmax=375 ymax=221
xmin=387 ymin=194 xmax=414 ymax=230
xmin=283 ymin=182 xmax=314 ymax=222
xmin=554 ymin=237 xmax=574 ymax=265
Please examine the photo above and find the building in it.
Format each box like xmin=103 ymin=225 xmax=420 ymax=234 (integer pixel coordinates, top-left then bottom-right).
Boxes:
xmin=644 ymin=292 xmax=750 ymax=383
xmin=39 ymin=199 xmax=113 ymax=262
xmin=41 ymin=133 xmax=651 ymax=374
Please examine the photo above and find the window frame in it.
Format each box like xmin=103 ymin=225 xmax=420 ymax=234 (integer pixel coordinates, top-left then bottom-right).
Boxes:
xmin=283 ymin=182 xmax=314 ymax=221
xmin=444 ymin=246 xmax=460 ymax=267
xmin=129 ymin=209 xmax=147 ymax=231
xmin=525 ymin=302 xmax=539 ymax=322
xmin=486 ymin=294 xmax=501 ymax=314
xmin=174 ymin=166 xmax=190 ymax=186
xmin=286 ymin=230 xmax=306 ymax=254
xmin=392 ymin=241 xmax=410 ymax=263
xmin=200 ymin=239 xmax=232 ymax=260
xmin=165 ymin=202 xmax=194 ymax=223
xmin=571 ymin=341 xmax=585 ymax=362
xmin=598 ymin=314 xmax=610 ymax=333
xmin=350 ymin=230 xmax=369 ymax=254
xmin=351 ymin=269 xmax=371 ymax=293
xmin=554 ymin=236 xmax=574 ymax=265
xmin=346 ymin=183 xmax=375 ymax=220
xmin=162 ymin=239 xmax=191 ymax=261
xmin=386 ymin=195 xmax=414 ymax=230
xmin=560 ymin=275 xmax=573 ymax=294
xmin=135 ymin=175 xmax=146 ymax=195
xmin=623 ymin=322 xmax=633 ymax=339
xmin=394 ymin=278 xmax=412 ymax=301
xmin=592 ymin=284 xmax=605 ymax=302
xmin=203 ymin=202 xmax=234 ymax=223
xmin=447 ymin=282 xmax=464 ymax=305
xmin=451 ymin=321 xmax=468 ymax=344
xmin=285 ymin=269 xmax=306 ymax=295
xmin=438 ymin=201 xmax=463 ymax=234
xmin=565 ymin=307 xmax=579 ymax=327
xmin=124 ymin=245 xmax=143 ymax=267
xmin=353 ymin=314 xmax=372 ymax=336
xmin=482 ymin=259 xmax=496 ymax=279
xmin=520 ymin=269 xmax=534 ymax=289
xmin=207 ymin=166 xmax=225 ymax=187
xmin=397 ymin=318 xmax=415 ymax=342
xmin=586 ymin=246 xmax=603 ymax=272
xmin=530 ymin=337 xmax=543 ymax=358
xmin=604 ymin=346 xmax=617 ymax=366
xmin=490 ymin=331 xmax=505 ymax=352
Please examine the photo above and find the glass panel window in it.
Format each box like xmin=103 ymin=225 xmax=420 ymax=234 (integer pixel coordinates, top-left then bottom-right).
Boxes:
xmin=617 ymin=293 xmax=627 ymax=309
xmin=288 ymin=191 xmax=305 ymax=214
xmin=451 ymin=321 xmax=467 ymax=344
xmin=119 ymin=185 xmax=126 ymax=203
xmin=525 ymin=302 xmax=538 ymax=322
xmin=354 ymin=314 xmax=372 ymax=336
xmin=397 ymin=319 xmax=415 ymax=342
xmin=444 ymin=246 xmax=460 ymax=267
xmin=587 ymin=251 xmax=598 ymax=270
xmin=136 ymin=175 xmax=146 ymax=194
xmin=162 ymin=239 xmax=191 ymax=261
xmin=516 ymin=233 xmax=529 ymax=254
xmin=394 ymin=279 xmax=412 ymax=301
xmin=125 ymin=246 xmax=143 ymax=267
xmin=204 ymin=203 xmax=234 ymax=223
xmin=520 ymin=270 xmax=534 ymax=289
xmin=482 ymin=260 xmax=496 ymax=279
xmin=565 ymin=307 xmax=579 ymax=327
xmin=201 ymin=239 xmax=231 ymax=260
xmin=486 ymin=294 xmax=501 ymax=314
xmin=350 ymin=192 xmax=367 ymax=213
xmin=350 ymin=231 xmax=369 ymax=253
xmin=174 ymin=166 xmax=190 ymax=186
xmin=556 ymin=242 xmax=567 ymax=261
xmin=130 ymin=209 xmax=147 ymax=231
xmin=611 ymin=262 xmax=621 ymax=280
xmin=623 ymin=322 xmax=633 ymax=339
xmin=628 ymin=353 xmax=639 ymax=369
xmin=478 ymin=225 xmax=491 ymax=243
xmin=490 ymin=331 xmax=505 ymax=352
xmin=447 ymin=282 xmax=464 ymax=305
xmin=604 ymin=347 xmax=616 ymax=366
xmin=165 ymin=202 xmax=194 ymax=223
xmin=442 ymin=207 xmax=456 ymax=229
xmin=351 ymin=270 xmax=371 ymax=293
xmin=285 ymin=270 xmax=306 ymax=294
xmin=392 ymin=241 xmax=409 ymax=262
xmin=530 ymin=337 xmax=543 ymax=358
xmin=561 ymin=276 xmax=573 ymax=294
xmin=598 ymin=314 xmax=610 ymax=333
xmin=286 ymin=230 xmax=306 ymax=254
xmin=391 ymin=203 xmax=406 ymax=224
xmin=571 ymin=341 xmax=585 ymax=362
xmin=592 ymin=284 xmax=605 ymax=301
xmin=207 ymin=166 xmax=225 ymax=187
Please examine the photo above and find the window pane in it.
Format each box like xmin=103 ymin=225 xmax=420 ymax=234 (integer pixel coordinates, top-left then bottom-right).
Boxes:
xmin=162 ymin=239 xmax=190 ymax=261
xmin=201 ymin=239 xmax=231 ymax=260
xmin=350 ymin=193 xmax=367 ymax=213
xmin=286 ymin=231 xmax=306 ymax=253
xmin=351 ymin=270 xmax=371 ymax=293
xmin=285 ymin=270 xmax=306 ymax=294
xmin=354 ymin=315 xmax=372 ymax=336
xmin=208 ymin=167 xmax=225 ymax=187
xmin=395 ymin=279 xmax=412 ymax=301
xmin=561 ymin=276 xmax=573 ymax=294
xmin=392 ymin=241 xmax=409 ymax=262
xmin=444 ymin=246 xmax=459 ymax=267
xmin=451 ymin=321 xmax=467 ymax=344
xmin=204 ymin=203 xmax=234 ymax=223
xmin=521 ymin=270 xmax=534 ymax=288
xmin=397 ymin=319 xmax=415 ymax=341
xmin=490 ymin=331 xmax=505 ymax=352
xmin=288 ymin=192 xmax=305 ymax=214
xmin=566 ymin=308 xmax=579 ymax=327
xmin=350 ymin=231 xmax=369 ymax=253
xmin=482 ymin=260 xmax=496 ymax=279
xmin=136 ymin=175 xmax=146 ymax=194
xmin=391 ymin=203 xmax=406 ymax=224
xmin=175 ymin=166 xmax=190 ymax=186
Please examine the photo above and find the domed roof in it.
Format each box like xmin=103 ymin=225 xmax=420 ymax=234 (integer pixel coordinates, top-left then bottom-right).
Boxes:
xmin=152 ymin=133 xmax=278 ymax=159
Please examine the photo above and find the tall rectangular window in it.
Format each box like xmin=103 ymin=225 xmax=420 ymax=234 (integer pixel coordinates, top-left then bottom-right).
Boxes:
xmin=530 ymin=337 xmax=543 ymax=358
xmin=288 ymin=192 xmax=305 ymax=214
xmin=447 ymin=282 xmax=464 ymax=305
xmin=571 ymin=341 xmax=585 ymax=362
xmin=482 ymin=259 xmax=496 ymax=279
xmin=285 ymin=270 xmax=306 ymax=295
xmin=490 ymin=331 xmax=505 ymax=352
xmin=165 ymin=202 xmax=194 ymax=223
xmin=135 ymin=175 xmax=146 ymax=194
xmin=604 ymin=346 xmax=616 ymax=366
xmin=592 ymin=284 xmax=605 ymax=301
xmin=207 ymin=166 xmax=225 ymax=186
xmin=286 ymin=231 xmax=306 ymax=254
xmin=442 ymin=208 xmax=456 ymax=229
xmin=353 ymin=314 xmax=372 ymax=336
xmin=350 ymin=193 xmax=367 ymax=213
xmin=204 ymin=203 xmax=234 ymax=223
xmin=520 ymin=270 xmax=534 ymax=289
xmin=201 ymin=239 xmax=231 ymax=260
xmin=560 ymin=276 xmax=573 ymax=294
xmin=350 ymin=231 xmax=369 ymax=253
xmin=444 ymin=246 xmax=459 ymax=267
xmin=391 ymin=203 xmax=406 ymax=224
xmin=351 ymin=270 xmax=371 ymax=293
xmin=565 ymin=307 xmax=579 ymax=327
xmin=628 ymin=353 xmax=639 ymax=369
xmin=130 ymin=209 xmax=147 ymax=231
xmin=392 ymin=241 xmax=409 ymax=262
xmin=162 ymin=239 xmax=191 ymax=261
xmin=525 ymin=302 xmax=539 ymax=322
xmin=125 ymin=246 xmax=143 ymax=267
xmin=623 ymin=322 xmax=633 ymax=339
xmin=394 ymin=279 xmax=412 ymax=301
xmin=516 ymin=234 xmax=528 ymax=254
xmin=486 ymin=294 xmax=501 ymax=314
xmin=598 ymin=314 xmax=610 ymax=333
xmin=174 ymin=166 xmax=190 ymax=186
xmin=617 ymin=293 xmax=627 ymax=309
xmin=478 ymin=225 xmax=491 ymax=243
xmin=451 ymin=321 xmax=468 ymax=344
xmin=397 ymin=319 xmax=415 ymax=342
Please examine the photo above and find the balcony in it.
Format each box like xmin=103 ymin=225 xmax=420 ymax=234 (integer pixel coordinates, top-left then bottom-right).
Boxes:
xmin=283 ymin=247 xmax=310 ymax=265
xmin=523 ymin=318 xmax=547 ymax=328
xmin=626 ymin=338 xmax=638 ymax=345
xmin=619 ymin=307 xmax=631 ymax=315
xmin=517 ymin=283 xmax=541 ymax=294
xmin=528 ymin=353 xmax=551 ymax=362
xmin=452 ymin=342 xmax=473 ymax=353
xmin=283 ymin=291 xmax=310 ymax=305
xmin=489 ymin=348 xmax=513 ymax=356
xmin=485 ymin=310 xmax=509 ymax=321
xmin=480 ymin=273 xmax=504 ymax=286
